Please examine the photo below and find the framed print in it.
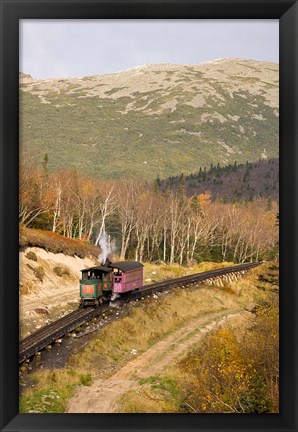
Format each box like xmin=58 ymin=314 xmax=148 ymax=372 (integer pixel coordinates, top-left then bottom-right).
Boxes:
xmin=0 ymin=0 xmax=297 ymax=431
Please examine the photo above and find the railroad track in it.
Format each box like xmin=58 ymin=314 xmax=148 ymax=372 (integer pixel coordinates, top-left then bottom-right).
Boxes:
xmin=134 ymin=261 xmax=260 ymax=298
xmin=19 ymin=261 xmax=260 ymax=364
xmin=19 ymin=306 xmax=110 ymax=364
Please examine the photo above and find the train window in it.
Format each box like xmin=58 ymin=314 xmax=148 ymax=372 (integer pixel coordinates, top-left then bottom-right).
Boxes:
xmin=114 ymin=270 xmax=122 ymax=276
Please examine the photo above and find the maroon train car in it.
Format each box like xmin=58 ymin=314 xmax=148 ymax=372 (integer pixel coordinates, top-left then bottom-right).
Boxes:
xmin=109 ymin=261 xmax=144 ymax=299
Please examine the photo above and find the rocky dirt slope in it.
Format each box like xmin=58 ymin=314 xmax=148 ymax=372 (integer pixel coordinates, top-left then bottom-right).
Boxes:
xmin=19 ymin=247 xmax=98 ymax=337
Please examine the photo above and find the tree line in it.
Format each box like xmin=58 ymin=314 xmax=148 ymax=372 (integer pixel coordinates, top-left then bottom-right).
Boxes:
xmin=19 ymin=156 xmax=278 ymax=264
xmin=158 ymin=158 xmax=279 ymax=203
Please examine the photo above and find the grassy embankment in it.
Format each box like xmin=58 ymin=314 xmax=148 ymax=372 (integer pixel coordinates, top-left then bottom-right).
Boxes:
xmin=19 ymin=262 xmax=275 ymax=413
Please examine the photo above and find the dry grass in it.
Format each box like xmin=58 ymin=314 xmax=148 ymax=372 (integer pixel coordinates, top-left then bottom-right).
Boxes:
xmin=19 ymin=368 xmax=93 ymax=413
xmin=119 ymin=384 xmax=178 ymax=413
xmin=143 ymin=261 xmax=233 ymax=284
xmin=71 ymin=265 xmax=267 ymax=377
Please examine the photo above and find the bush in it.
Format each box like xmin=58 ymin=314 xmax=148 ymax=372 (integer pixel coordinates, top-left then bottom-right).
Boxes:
xmin=34 ymin=266 xmax=45 ymax=282
xmin=53 ymin=266 xmax=71 ymax=277
xmin=25 ymin=251 xmax=38 ymax=262
xmin=79 ymin=374 xmax=92 ymax=386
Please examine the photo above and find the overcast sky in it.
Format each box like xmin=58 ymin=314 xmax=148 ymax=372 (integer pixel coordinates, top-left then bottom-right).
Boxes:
xmin=20 ymin=20 xmax=279 ymax=79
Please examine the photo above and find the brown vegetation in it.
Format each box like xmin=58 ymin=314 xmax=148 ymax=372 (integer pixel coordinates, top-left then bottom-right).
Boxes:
xmin=20 ymin=226 xmax=99 ymax=259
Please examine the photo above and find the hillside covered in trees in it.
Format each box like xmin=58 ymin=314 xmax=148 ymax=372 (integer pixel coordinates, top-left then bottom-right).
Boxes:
xmin=158 ymin=158 xmax=278 ymax=202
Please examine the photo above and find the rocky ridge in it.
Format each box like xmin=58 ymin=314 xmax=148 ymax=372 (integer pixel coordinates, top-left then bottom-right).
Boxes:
xmin=20 ymin=58 xmax=279 ymax=180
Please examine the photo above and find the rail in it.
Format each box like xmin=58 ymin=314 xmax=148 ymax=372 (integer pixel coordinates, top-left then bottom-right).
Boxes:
xmin=19 ymin=261 xmax=261 ymax=364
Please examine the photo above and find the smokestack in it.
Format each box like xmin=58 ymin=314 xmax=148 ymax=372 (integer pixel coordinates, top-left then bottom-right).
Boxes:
xmin=105 ymin=258 xmax=112 ymax=267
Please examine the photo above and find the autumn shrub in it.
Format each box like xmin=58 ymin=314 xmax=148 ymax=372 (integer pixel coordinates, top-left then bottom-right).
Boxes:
xmin=34 ymin=266 xmax=45 ymax=282
xmin=25 ymin=251 xmax=37 ymax=262
xmin=53 ymin=266 xmax=71 ymax=277
xmin=170 ymin=291 xmax=279 ymax=413
xmin=20 ymin=226 xmax=99 ymax=258
xmin=177 ymin=328 xmax=254 ymax=412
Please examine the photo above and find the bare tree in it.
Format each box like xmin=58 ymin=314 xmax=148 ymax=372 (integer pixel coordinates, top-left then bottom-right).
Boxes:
xmin=94 ymin=183 xmax=117 ymax=245
xmin=116 ymin=179 xmax=140 ymax=259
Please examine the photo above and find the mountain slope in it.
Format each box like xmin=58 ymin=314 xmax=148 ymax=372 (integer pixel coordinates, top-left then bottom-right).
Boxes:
xmin=20 ymin=59 xmax=279 ymax=180
xmin=160 ymin=158 xmax=279 ymax=202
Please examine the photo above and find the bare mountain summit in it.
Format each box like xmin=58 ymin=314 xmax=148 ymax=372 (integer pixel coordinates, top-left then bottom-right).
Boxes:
xmin=20 ymin=59 xmax=278 ymax=180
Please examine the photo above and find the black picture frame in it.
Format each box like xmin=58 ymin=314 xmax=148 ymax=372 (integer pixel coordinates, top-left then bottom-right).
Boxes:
xmin=0 ymin=1 xmax=297 ymax=431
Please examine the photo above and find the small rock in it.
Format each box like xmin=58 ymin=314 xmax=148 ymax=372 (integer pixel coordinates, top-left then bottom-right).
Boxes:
xmin=34 ymin=308 xmax=49 ymax=316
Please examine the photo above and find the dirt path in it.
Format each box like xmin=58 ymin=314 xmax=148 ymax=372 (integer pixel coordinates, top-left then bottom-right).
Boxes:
xmin=67 ymin=308 xmax=246 ymax=413
xmin=20 ymin=285 xmax=79 ymax=313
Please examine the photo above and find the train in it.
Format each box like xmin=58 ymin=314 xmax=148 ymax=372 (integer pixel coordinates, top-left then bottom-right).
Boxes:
xmin=79 ymin=260 xmax=144 ymax=307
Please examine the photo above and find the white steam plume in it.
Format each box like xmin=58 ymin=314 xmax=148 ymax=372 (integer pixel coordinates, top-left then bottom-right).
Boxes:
xmin=97 ymin=230 xmax=116 ymax=264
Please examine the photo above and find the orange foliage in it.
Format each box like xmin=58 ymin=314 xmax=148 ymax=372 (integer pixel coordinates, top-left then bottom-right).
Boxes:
xmin=197 ymin=192 xmax=211 ymax=208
